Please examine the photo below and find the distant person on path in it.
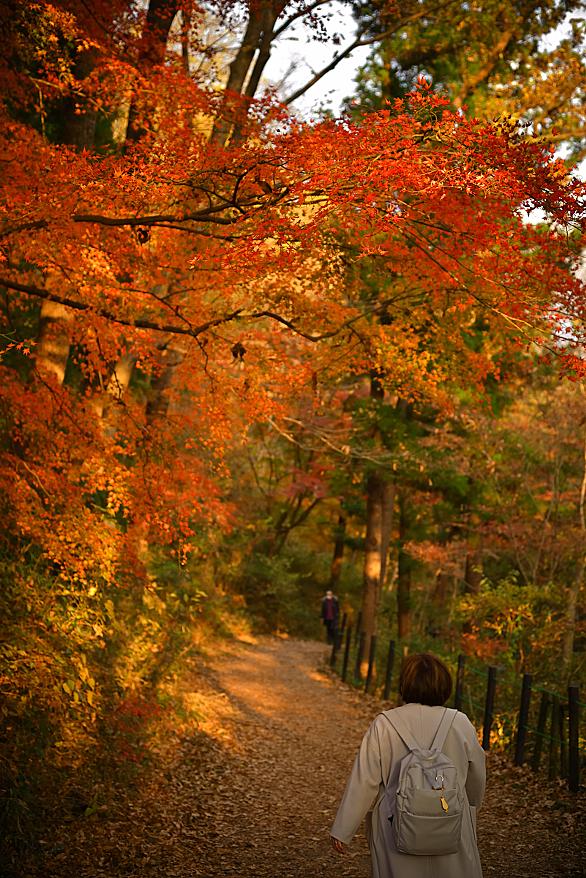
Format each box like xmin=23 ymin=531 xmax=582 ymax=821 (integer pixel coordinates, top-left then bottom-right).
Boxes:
xmin=320 ymin=590 xmax=339 ymax=644
xmin=330 ymin=653 xmax=486 ymax=878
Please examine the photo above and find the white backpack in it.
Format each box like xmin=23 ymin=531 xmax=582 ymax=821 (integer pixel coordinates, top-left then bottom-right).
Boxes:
xmin=382 ymin=708 xmax=464 ymax=856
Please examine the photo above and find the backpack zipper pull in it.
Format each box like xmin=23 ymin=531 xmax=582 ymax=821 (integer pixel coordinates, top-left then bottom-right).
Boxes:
xmin=440 ymin=795 xmax=449 ymax=812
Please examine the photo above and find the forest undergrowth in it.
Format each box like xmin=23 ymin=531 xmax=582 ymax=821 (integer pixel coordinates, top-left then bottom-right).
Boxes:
xmin=5 ymin=637 xmax=584 ymax=878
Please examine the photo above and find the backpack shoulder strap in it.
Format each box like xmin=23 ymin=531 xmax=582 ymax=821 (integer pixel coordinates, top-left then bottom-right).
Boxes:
xmin=382 ymin=710 xmax=421 ymax=751
xmin=431 ymin=707 xmax=457 ymax=752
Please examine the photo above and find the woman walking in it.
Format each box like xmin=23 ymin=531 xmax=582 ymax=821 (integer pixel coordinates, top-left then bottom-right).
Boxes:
xmin=330 ymin=653 xmax=485 ymax=877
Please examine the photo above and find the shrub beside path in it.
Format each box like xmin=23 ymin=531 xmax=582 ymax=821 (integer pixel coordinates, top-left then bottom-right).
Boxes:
xmin=26 ymin=637 xmax=584 ymax=878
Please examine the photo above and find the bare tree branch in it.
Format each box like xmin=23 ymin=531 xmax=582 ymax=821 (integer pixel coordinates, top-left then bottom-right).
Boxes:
xmin=0 ymin=276 xmax=244 ymax=337
xmin=283 ymin=0 xmax=461 ymax=106
xmin=283 ymin=33 xmax=365 ymax=106
xmin=0 ymin=275 xmax=407 ymax=344
xmin=273 ymin=0 xmax=332 ymax=39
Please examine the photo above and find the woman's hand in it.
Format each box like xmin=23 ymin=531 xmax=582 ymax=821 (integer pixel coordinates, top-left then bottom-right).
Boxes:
xmin=330 ymin=836 xmax=347 ymax=854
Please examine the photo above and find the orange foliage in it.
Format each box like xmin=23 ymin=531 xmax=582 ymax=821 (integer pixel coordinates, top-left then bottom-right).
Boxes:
xmin=0 ymin=0 xmax=584 ymax=583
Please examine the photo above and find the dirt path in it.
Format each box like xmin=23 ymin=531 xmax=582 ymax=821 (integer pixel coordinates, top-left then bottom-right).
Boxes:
xmin=30 ymin=637 xmax=584 ymax=878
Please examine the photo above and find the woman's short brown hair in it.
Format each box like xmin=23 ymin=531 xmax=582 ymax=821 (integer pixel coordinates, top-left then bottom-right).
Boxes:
xmin=398 ymin=653 xmax=452 ymax=706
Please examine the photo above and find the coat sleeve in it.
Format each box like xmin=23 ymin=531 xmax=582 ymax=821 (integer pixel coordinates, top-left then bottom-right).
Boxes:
xmin=462 ymin=718 xmax=486 ymax=808
xmin=330 ymin=718 xmax=385 ymax=845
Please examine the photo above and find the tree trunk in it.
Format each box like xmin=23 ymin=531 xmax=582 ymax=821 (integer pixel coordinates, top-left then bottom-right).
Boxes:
xmin=397 ymin=494 xmax=412 ymax=640
xmin=35 ymin=41 xmax=101 ymax=384
xmin=424 ymin=571 xmax=451 ymax=639
xmin=453 ymin=29 xmax=514 ymax=108
xmin=180 ymin=6 xmax=191 ymax=74
xmin=562 ymin=412 xmax=586 ymax=676
xmin=357 ymin=371 xmax=386 ymax=674
xmin=61 ymin=48 xmax=99 ymax=148
xmin=379 ymin=480 xmax=395 ymax=587
xmin=90 ymin=353 xmax=136 ymax=422
xmin=210 ymin=1 xmax=285 ymax=146
xmin=463 ymin=551 xmax=483 ymax=593
xmin=210 ymin=8 xmax=265 ymax=146
xmin=35 ymin=300 xmax=74 ymax=385
xmin=126 ymin=0 xmax=180 ymax=143
xmin=562 ymin=556 xmax=584 ymax=677
xmin=433 ymin=571 xmax=451 ymax=607
xmin=146 ymin=340 xmax=185 ymax=423
xmin=359 ymin=472 xmax=384 ymax=676
xmin=329 ymin=514 xmax=346 ymax=591
xmin=242 ymin=4 xmax=277 ymax=101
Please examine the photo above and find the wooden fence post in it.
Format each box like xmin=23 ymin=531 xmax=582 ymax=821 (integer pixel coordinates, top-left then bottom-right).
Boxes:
xmin=514 ymin=673 xmax=532 ymax=766
xmin=341 ymin=625 xmax=352 ymax=683
xmin=383 ymin=639 xmax=395 ymax=701
xmin=365 ymin=635 xmax=377 ymax=694
xmin=531 ymin=691 xmax=550 ymax=772
xmin=454 ymin=654 xmax=466 ymax=711
xmin=334 ymin=632 xmax=581 ymax=788
xmin=568 ymin=684 xmax=580 ymax=793
xmin=482 ymin=666 xmax=497 ymax=750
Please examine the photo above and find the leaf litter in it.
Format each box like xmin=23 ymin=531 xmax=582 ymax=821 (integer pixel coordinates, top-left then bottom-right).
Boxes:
xmin=17 ymin=637 xmax=585 ymax=878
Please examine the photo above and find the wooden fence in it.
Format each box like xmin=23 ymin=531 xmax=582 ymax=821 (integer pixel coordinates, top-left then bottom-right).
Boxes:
xmin=330 ymin=622 xmax=584 ymax=793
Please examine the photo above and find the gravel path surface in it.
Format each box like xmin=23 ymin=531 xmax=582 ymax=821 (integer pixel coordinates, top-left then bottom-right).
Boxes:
xmin=24 ymin=636 xmax=584 ymax=878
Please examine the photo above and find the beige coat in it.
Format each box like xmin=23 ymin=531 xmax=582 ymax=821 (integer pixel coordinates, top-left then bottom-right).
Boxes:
xmin=331 ymin=703 xmax=486 ymax=878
